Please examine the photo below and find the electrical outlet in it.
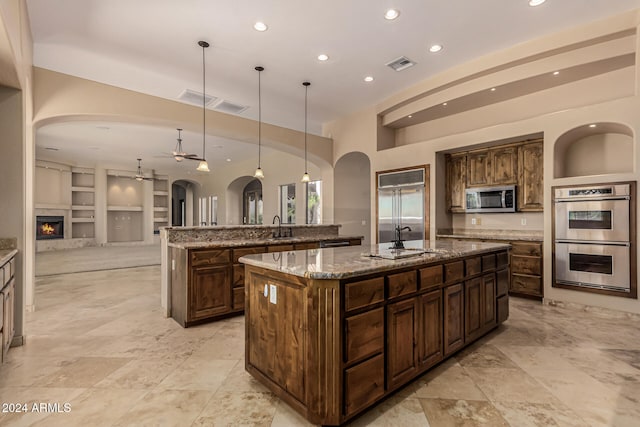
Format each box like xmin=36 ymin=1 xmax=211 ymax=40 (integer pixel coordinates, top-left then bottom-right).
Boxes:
xmin=471 ymin=218 xmax=477 ymax=225
xmin=476 ymin=218 xmax=481 ymax=225
xmin=521 ymin=218 xmax=527 ymax=226
xmin=361 ymin=220 xmax=366 ymax=226
xmin=269 ymin=284 xmax=277 ymax=304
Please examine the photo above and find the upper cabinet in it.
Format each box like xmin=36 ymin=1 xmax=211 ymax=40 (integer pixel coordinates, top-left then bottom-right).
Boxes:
xmin=445 ymin=139 xmax=543 ymax=213
xmin=518 ymin=141 xmax=544 ymax=211
xmin=445 ymin=153 xmax=466 ymax=213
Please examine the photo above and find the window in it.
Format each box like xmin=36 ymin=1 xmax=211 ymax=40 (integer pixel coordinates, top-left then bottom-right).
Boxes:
xmin=305 ymin=180 xmax=322 ymax=224
xmin=243 ymin=179 xmax=263 ymax=224
xmin=279 ymin=184 xmax=296 ymax=224
xmin=198 ymin=196 xmax=217 ymax=226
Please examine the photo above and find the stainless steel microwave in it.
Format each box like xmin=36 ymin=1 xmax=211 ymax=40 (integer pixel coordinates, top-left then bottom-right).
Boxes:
xmin=465 ymin=185 xmax=516 ymax=213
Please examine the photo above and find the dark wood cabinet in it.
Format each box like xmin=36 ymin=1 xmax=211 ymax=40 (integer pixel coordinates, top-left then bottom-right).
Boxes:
xmin=518 ymin=141 xmax=544 ymax=211
xmin=482 ymin=274 xmax=496 ymax=330
xmin=190 ymin=265 xmax=232 ymax=320
xmin=465 ymin=277 xmax=482 ymax=340
xmin=386 ymin=298 xmax=418 ymax=389
xmin=510 ymin=241 xmax=543 ymax=299
xmin=443 ymin=283 xmax=464 ymax=356
xmin=417 ymin=290 xmax=443 ymax=369
xmin=445 ymin=153 xmax=467 ymax=213
xmin=467 ymin=150 xmax=491 ymax=187
xmin=490 ymin=146 xmax=518 ymax=185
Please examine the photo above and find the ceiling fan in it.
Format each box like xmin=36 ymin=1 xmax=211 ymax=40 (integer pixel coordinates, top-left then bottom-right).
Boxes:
xmin=134 ymin=158 xmax=154 ymax=181
xmin=171 ymin=128 xmax=204 ymax=162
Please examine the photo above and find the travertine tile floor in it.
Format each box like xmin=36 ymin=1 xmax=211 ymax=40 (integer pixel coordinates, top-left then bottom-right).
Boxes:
xmin=1 ymin=265 xmax=640 ymax=426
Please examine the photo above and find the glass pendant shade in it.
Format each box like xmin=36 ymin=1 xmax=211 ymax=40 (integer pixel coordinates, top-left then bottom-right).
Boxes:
xmin=254 ymin=167 xmax=264 ymax=179
xmin=196 ymin=160 xmax=210 ymax=172
xmin=301 ymin=172 xmax=310 ymax=183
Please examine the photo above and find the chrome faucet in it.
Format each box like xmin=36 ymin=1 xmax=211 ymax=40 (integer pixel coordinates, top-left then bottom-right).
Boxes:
xmin=272 ymin=215 xmax=282 ymax=238
xmin=391 ymin=225 xmax=411 ymax=249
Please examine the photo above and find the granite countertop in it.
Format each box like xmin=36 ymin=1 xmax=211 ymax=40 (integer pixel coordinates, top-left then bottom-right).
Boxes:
xmin=0 ymin=249 xmax=18 ymax=267
xmin=168 ymin=235 xmax=363 ymax=250
xmin=164 ymin=224 xmax=341 ymax=231
xmin=437 ymin=230 xmax=543 ymax=242
xmin=239 ymin=240 xmax=510 ymax=280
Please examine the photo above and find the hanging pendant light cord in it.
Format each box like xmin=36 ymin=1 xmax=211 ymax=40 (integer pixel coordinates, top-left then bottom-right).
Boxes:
xmin=201 ymin=42 xmax=206 ymax=160
xmin=304 ymin=83 xmax=308 ymax=173
xmin=258 ymin=69 xmax=262 ymax=169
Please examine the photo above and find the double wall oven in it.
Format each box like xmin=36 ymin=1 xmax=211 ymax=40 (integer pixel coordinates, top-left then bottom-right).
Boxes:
xmin=554 ymin=183 xmax=634 ymax=294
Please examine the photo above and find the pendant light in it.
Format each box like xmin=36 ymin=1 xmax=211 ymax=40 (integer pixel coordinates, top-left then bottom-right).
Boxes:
xmin=253 ymin=66 xmax=265 ymax=179
xmin=301 ymin=81 xmax=311 ymax=183
xmin=196 ymin=40 xmax=210 ymax=172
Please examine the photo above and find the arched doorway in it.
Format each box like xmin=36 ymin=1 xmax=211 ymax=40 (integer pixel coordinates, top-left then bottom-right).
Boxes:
xmin=243 ymin=179 xmax=263 ymax=224
xmin=334 ymin=152 xmax=372 ymax=245
xmin=171 ymin=180 xmax=199 ymax=226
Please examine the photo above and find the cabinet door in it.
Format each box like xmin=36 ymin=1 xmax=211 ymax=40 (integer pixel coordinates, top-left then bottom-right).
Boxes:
xmin=443 ymin=283 xmax=464 ymax=356
xmin=482 ymin=273 xmax=496 ymax=331
xmin=2 ymin=278 xmax=14 ymax=355
xmin=446 ymin=153 xmax=467 ymax=213
xmin=465 ymin=277 xmax=482 ymax=341
xmin=518 ymin=141 xmax=544 ymax=211
xmin=490 ymin=146 xmax=518 ymax=185
xmin=189 ymin=265 xmax=232 ymax=321
xmin=467 ymin=150 xmax=491 ymax=187
xmin=386 ymin=298 xmax=418 ymax=389
xmin=418 ymin=290 xmax=443 ymax=370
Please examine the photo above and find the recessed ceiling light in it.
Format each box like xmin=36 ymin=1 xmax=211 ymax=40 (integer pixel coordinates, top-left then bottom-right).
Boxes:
xmin=364 ymin=76 xmax=374 ymax=82
xmin=384 ymin=9 xmax=400 ymax=20
xmin=443 ymin=102 xmax=448 ymax=106
xmin=490 ymin=87 xmax=496 ymax=91
xmin=529 ymin=0 xmax=546 ymax=6
xmin=553 ymin=71 xmax=560 ymax=75
xmin=317 ymin=54 xmax=329 ymax=61
xmin=254 ymin=22 xmax=268 ymax=31
xmin=408 ymin=115 xmax=412 ymax=118
xmin=429 ymin=44 xmax=443 ymax=53
xmin=226 ymin=158 xmax=231 ymax=162
xmin=589 ymin=124 xmax=597 ymax=128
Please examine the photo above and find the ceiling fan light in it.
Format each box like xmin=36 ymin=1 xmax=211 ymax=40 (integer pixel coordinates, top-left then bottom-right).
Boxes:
xmin=196 ymin=160 xmax=210 ymax=172
xmin=174 ymin=155 xmax=184 ymax=162
xmin=301 ymin=172 xmax=310 ymax=183
xmin=135 ymin=176 xmax=144 ymax=182
xmin=254 ymin=167 xmax=264 ymax=179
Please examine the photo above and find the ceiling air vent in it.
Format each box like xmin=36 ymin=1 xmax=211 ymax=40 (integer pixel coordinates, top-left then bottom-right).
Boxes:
xmin=212 ymin=99 xmax=249 ymax=115
xmin=177 ymin=89 xmax=217 ymax=106
xmin=386 ymin=56 xmax=416 ymax=72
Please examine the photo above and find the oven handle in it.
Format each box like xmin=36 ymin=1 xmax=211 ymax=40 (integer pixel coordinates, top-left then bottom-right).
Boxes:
xmin=555 ymin=239 xmax=630 ymax=247
xmin=554 ymin=196 xmax=630 ymax=202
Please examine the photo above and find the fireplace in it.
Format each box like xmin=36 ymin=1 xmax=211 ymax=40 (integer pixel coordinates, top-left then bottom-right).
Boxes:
xmin=36 ymin=216 xmax=64 ymax=240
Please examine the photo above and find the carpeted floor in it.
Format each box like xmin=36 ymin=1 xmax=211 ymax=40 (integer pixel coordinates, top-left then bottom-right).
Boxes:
xmin=35 ymin=244 xmax=161 ymax=276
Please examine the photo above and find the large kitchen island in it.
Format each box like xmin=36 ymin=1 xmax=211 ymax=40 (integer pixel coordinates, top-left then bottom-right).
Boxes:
xmin=239 ymin=239 xmax=510 ymax=426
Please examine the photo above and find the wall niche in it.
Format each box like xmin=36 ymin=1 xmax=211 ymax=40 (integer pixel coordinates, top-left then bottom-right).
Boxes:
xmin=554 ymin=122 xmax=634 ymax=178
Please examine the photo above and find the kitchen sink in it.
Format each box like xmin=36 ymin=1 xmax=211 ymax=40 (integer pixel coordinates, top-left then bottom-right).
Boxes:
xmin=366 ymin=247 xmax=442 ymax=260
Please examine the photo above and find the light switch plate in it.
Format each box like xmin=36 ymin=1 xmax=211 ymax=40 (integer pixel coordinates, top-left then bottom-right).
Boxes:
xmin=471 ymin=218 xmax=477 ymax=225
xmin=269 ymin=284 xmax=277 ymax=304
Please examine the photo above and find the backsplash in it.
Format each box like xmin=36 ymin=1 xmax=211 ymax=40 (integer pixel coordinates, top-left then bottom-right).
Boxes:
xmin=0 ymin=238 xmax=17 ymax=250
xmin=452 ymin=212 xmax=543 ymax=231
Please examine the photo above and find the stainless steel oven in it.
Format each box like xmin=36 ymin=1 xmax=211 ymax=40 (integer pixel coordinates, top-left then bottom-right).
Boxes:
xmin=555 ymin=241 xmax=630 ymax=292
xmin=554 ymin=183 xmax=632 ymax=293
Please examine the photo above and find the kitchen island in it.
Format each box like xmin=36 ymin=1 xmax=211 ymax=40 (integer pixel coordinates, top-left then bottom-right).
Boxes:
xmin=239 ymin=239 xmax=510 ymax=426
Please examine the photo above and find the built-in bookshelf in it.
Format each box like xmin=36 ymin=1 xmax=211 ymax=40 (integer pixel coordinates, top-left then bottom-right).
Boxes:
xmin=70 ymin=167 xmax=95 ymax=238
xmin=153 ymin=176 xmax=170 ymax=233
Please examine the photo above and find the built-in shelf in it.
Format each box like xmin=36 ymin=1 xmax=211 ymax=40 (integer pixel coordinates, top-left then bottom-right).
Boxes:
xmin=154 ymin=218 xmax=169 ymax=223
xmin=71 ymin=186 xmax=95 ymax=192
xmin=153 ymin=190 xmax=169 ymax=196
xmin=71 ymin=205 xmax=95 ymax=210
xmin=107 ymin=206 xmax=144 ymax=212
xmin=71 ymin=218 xmax=95 ymax=223
xmin=154 ymin=207 xmax=168 ymax=212
xmin=35 ymin=203 xmax=71 ymax=210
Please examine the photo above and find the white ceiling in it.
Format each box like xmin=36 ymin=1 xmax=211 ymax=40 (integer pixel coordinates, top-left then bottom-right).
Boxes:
xmin=27 ymin=0 xmax=640 ymax=172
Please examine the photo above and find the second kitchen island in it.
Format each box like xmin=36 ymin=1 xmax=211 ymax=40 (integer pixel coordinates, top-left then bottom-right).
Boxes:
xmin=239 ymin=240 xmax=510 ymax=426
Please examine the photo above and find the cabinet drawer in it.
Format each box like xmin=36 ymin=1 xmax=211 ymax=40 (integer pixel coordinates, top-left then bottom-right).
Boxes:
xmin=232 ymin=287 xmax=244 ymax=310
xmin=419 ymin=265 xmax=443 ymax=291
xmin=496 ymin=268 xmax=509 ymax=297
xmin=511 ymin=274 xmax=542 ymax=295
xmin=232 ymin=246 xmax=265 ymax=263
xmin=345 ymin=277 xmax=384 ymax=312
xmin=444 ymin=261 xmax=464 ymax=283
xmin=511 ymin=242 xmax=542 ymax=256
xmin=344 ymin=354 xmax=384 ymax=416
xmin=496 ymin=251 xmax=509 ymax=268
xmin=293 ymin=242 xmax=318 ymax=250
xmin=511 ymin=255 xmax=541 ymax=275
xmin=232 ymin=265 xmax=245 ymax=288
xmin=482 ymin=254 xmax=496 ymax=272
xmin=191 ymin=249 xmax=231 ymax=266
xmin=387 ymin=271 xmax=417 ymax=299
xmin=497 ymin=295 xmax=509 ymax=323
xmin=344 ymin=308 xmax=384 ymax=364
xmin=465 ymin=257 xmax=481 ymax=276
xmin=267 ymin=244 xmax=294 ymax=252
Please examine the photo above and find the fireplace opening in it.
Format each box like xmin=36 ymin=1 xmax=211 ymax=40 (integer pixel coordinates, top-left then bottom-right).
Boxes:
xmin=36 ymin=216 xmax=64 ymax=240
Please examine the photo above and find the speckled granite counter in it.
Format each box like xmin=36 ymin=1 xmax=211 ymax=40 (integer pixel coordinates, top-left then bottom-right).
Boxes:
xmin=239 ymin=239 xmax=510 ymax=279
xmin=0 ymin=249 xmax=18 ymax=267
xmin=168 ymin=234 xmax=363 ymax=249
xmin=437 ymin=230 xmax=543 ymax=242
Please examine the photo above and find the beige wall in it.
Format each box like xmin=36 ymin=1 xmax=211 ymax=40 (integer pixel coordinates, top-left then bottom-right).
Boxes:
xmin=334 ymin=152 xmax=371 ymax=245
xmin=561 ymin=133 xmax=633 ymax=177
xmin=325 ymin=11 xmax=640 ymax=314
xmin=34 ymin=162 xmax=71 ymax=206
